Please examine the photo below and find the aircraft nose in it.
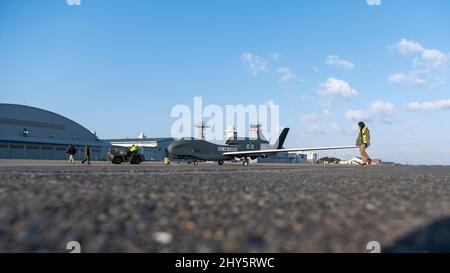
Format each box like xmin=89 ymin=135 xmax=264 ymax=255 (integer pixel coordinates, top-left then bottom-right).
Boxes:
xmin=167 ymin=142 xmax=179 ymax=155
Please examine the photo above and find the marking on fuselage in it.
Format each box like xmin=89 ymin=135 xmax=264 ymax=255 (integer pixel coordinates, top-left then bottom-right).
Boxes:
xmin=217 ymin=147 xmax=238 ymax=152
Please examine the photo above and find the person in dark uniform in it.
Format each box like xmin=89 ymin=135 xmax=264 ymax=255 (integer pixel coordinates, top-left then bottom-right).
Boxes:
xmin=66 ymin=144 xmax=77 ymax=164
xmin=82 ymin=145 xmax=91 ymax=165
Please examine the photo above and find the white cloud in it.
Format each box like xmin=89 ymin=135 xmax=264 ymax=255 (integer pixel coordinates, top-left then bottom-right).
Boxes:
xmin=319 ymin=77 xmax=358 ymax=98
xmin=393 ymin=39 xmax=425 ymax=55
xmin=330 ymin=123 xmax=356 ymax=136
xmin=241 ymin=53 xmax=269 ymax=76
xmin=406 ymin=99 xmax=450 ymax=110
xmin=367 ymin=0 xmax=381 ymax=6
xmin=67 ymin=0 xmax=81 ymax=5
xmin=429 ymin=79 xmax=448 ymax=89
xmin=325 ymin=55 xmax=355 ymax=70
xmin=305 ymin=124 xmax=328 ymax=135
xmin=300 ymin=113 xmax=319 ymax=123
xmin=276 ymin=67 xmax=297 ymax=88
xmin=392 ymin=39 xmax=449 ymax=68
xmin=389 ymin=39 xmax=450 ymax=87
xmin=346 ymin=110 xmax=372 ymax=122
xmin=317 ymin=100 xmax=334 ymax=115
xmin=421 ymin=49 xmax=449 ymax=69
xmin=241 ymin=52 xmax=300 ymax=89
xmin=388 ymin=72 xmax=425 ymax=86
xmin=371 ymin=100 xmax=396 ymax=116
xmin=346 ymin=100 xmax=396 ymax=124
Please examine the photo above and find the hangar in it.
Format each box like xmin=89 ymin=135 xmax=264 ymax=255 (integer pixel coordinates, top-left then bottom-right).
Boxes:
xmin=0 ymin=104 xmax=109 ymax=160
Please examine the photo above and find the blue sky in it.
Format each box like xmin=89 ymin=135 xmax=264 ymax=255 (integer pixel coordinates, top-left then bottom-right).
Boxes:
xmin=1 ymin=0 xmax=450 ymax=164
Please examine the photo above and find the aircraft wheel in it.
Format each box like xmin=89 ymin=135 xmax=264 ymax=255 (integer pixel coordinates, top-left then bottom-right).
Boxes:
xmin=218 ymin=160 xmax=224 ymax=166
xmin=193 ymin=161 xmax=198 ymax=165
xmin=243 ymin=160 xmax=249 ymax=166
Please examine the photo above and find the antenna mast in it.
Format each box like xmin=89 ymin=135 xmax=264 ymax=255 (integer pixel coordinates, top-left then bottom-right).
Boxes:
xmin=195 ymin=121 xmax=210 ymax=140
xmin=249 ymin=123 xmax=263 ymax=140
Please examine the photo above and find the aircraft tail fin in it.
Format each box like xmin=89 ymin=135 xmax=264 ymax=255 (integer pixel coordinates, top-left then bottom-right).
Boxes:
xmin=273 ymin=128 xmax=289 ymax=149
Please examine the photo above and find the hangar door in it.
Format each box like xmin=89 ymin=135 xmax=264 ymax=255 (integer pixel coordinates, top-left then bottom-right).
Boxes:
xmin=0 ymin=144 xmax=9 ymax=159
xmin=40 ymin=146 xmax=54 ymax=159
xmin=26 ymin=145 xmax=40 ymax=159
xmin=54 ymin=146 xmax=67 ymax=160
xmin=10 ymin=144 xmax=25 ymax=159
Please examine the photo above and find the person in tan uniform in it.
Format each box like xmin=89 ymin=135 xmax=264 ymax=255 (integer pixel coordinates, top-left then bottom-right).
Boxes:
xmin=356 ymin=121 xmax=372 ymax=165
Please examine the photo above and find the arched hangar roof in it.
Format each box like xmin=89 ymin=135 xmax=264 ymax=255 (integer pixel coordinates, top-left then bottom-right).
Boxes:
xmin=0 ymin=103 xmax=106 ymax=146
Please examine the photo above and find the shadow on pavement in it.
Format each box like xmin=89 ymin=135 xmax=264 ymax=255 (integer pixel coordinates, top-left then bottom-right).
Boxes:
xmin=385 ymin=216 xmax=450 ymax=253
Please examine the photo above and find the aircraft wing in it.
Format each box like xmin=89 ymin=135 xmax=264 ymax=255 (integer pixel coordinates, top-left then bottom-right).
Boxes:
xmin=223 ymin=146 xmax=357 ymax=157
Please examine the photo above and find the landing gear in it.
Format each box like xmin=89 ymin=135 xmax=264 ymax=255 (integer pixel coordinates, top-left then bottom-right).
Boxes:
xmin=193 ymin=161 xmax=199 ymax=165
xmin=243 ymin=158 xmax=250 ymax=166
xmin=218 ymin=160 xmax=224 ymax=166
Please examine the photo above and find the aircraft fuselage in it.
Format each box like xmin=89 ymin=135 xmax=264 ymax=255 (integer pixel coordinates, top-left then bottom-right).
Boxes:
xmin=168 ymin=139 xmax=246 ymax=161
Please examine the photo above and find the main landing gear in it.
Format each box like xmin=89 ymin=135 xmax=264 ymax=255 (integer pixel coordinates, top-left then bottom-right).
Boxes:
xmin=218 ymin=160 xmax=224 ymax=166
xmin=242 ymin=158 xmax=250 ymax=166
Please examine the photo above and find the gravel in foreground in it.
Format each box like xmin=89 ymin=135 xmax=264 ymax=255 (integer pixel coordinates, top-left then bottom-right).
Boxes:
xmin=1 ymin=161 xmax=450 ymax=253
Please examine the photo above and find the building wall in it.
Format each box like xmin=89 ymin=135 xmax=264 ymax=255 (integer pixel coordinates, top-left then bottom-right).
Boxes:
xmin=0 ymin=141 xmax=107 ymax=160
xmin=141 ymin=146 xmax=165 ymax=161
xmin=0 ymin=104 xmax=109 ymax=160
xmin=0 ymin=143 xmax=9 ymax=158
xmin=136 ymin=140 xmax=173 ymax=161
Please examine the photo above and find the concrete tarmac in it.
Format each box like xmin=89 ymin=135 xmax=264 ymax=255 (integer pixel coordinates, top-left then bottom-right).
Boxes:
xmin=1 ymin=160 xmax=450 ymax=253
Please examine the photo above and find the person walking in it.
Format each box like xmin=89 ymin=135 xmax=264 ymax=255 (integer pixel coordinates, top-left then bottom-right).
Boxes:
xmin=82 ymin=144 xmax=91 ymax=165
xmin=355 ymin=121 xmax=372 ymax=165
xmin=66 ymin=144 xmax=77 ymax=164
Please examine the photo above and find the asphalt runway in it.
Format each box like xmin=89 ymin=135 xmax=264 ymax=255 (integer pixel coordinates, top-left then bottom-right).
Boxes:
xmin=1 ymin=160 xmax=450 ymax=253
